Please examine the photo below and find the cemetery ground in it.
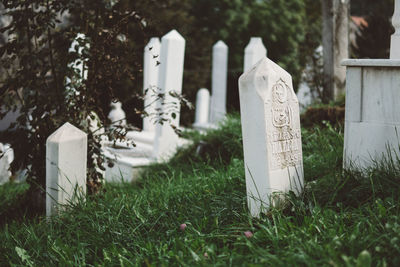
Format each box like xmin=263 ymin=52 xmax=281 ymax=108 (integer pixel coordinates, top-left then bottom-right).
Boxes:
xmin=1 ymin=114 xmax=400 ymax=266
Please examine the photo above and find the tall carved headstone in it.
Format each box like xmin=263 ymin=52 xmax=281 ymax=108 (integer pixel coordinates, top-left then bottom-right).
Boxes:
xmin=143 ymin=37 xmax=161 ymax=132
xmin=243 ymin=37 xmax=267 ymax=73
xmin=46 ymin=123 xmax=87 ymax=216
xmin=239 ymin=57 xmax=304 ymax=217
xmin=153 ymin=30 xmax=186 ymax=159
xmin=209 ymin=40 xmax=228 ymax=124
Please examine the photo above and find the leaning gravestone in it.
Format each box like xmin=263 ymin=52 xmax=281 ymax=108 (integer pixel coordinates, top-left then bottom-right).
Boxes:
xmin=239 ymin=57 xmax=304 ymax=217
xmin=46 ymin=122 xmax=87 ymax=216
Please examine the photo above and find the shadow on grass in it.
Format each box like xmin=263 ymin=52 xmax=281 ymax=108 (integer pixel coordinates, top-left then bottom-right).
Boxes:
xmin=0 ymin=182 xmax=44 ymax=226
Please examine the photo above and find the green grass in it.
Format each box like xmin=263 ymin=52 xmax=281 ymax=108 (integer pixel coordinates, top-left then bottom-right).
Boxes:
xmin=1 ymin=114 xmax=400 ymax=266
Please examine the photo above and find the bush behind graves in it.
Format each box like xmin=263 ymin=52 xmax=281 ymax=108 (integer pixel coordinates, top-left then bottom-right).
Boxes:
xmin=0 ymin=0 xmax=148 ymax=212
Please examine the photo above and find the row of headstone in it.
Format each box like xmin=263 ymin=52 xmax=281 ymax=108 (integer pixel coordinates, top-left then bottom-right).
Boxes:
xmin=193 ymin=37 xmax=267 ymax=130
xmin=103 ymin=29 xmax=187 ymax=182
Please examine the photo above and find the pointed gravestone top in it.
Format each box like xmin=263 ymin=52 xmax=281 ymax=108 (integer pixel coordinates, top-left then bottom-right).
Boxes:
xmin=214 ymin=40 xmax=228 ymax=48
xmin=145 ymin=37 xmax=161 ymax=50
xmin=47 ymin=122 xmax=87 ymax=144
xmin=243 ymin=37 xmax=267 ymax=72
xmin=163 ymin=29 xmax=185 ymax=41
xmin=239 ymin=57 xmax=303 ymax=217
xmin=244 ymin=37 xmax=266 ymax=53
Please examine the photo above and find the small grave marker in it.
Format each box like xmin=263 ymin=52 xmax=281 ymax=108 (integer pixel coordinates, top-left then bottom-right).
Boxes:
xmin=193 ymin=88 xmax=210 ymax=130
xmin=46 ymin=122 xmax=87 ymax=216
xmin=209 ymin=40 xmax=228 ymax=124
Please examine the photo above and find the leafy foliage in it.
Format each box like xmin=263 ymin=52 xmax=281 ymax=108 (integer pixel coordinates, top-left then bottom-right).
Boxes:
xmin=0 ymin=0 xmax=146 ymax=210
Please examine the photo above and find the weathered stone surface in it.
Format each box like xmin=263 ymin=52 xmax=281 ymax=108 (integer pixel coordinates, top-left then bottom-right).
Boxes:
xmin=46 ymin=123 xmax=87 ymax=216
xmin=210 ymin=40 xmax=228 ymax=124
xmin=239 ymin=57 xmax=304 ymax=217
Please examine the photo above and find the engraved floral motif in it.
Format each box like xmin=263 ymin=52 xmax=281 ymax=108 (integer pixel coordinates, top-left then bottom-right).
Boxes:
xmin=267 ymin=78 xmax=302 ymax=170
xmin=272 ymin=79 xmax=292 ymax=128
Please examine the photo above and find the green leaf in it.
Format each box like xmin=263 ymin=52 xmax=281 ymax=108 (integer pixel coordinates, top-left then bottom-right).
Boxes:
xmin=15 ymin=246 xmax=34 ymax=266
xmin=357 ymin=250 xmax=372 ymax=267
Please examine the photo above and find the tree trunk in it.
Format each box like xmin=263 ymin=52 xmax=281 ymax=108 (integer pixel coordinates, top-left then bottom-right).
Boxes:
xmin=321 ymin=0 xmax=349 ymax=103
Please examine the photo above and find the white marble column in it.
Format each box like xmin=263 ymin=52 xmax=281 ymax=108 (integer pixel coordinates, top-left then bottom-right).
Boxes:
xmin=153 ymin=30 xmax=186 ymax=159
xmin=209 ymin=40 xmax=228 ymax=124
xmin=143 ymin=37 xmax=161 ymax=132
xmin=243 ymin=37 xmax=267 ymax=73
xmin=193 ymin=88 xmax=210 ymax=129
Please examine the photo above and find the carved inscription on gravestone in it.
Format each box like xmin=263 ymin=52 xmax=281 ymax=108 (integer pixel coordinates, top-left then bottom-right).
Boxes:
xmin=266 ymin=79 xmax=302 ymax=170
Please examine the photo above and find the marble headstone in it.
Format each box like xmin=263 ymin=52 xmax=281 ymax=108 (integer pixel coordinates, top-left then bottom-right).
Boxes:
xmin=46 ymin=122 xmax=87 ymax=216
xmin=209 ymin=40 xmax=228 ymax=124
xmin=239 ymin=57 xmax=304 ymax=217
xmin=243 ymin=37 xmax=267 ymax=73
xmin=153 ymin=29 xmax=186 ymax=159
xmin=193 ymin=88 xmax=210 ymax=130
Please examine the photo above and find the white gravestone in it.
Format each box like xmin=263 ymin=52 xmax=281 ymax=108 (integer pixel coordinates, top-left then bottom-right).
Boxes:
xmin=153 ymin=29 xmax=186 ymax=159
xmin=193 ymin=88 xmax=210 ymax=130
xmin=46 ymin=122 xmax=87 ymax=216
xmin=143 ymin=37 xmax=161 ymax=132
xmin=243 ymin=37 xmax=267 ymax=73
xmin=209 ymin=40 xmax=228 ymax=124
xmin=239 ymin=57 xmax=304 ymax=217
xmin=391 ymin=0 xmax=400 ymax=59
xmin=0 ymin=143 xmax=13 ymax=185
xmin=108 ymin=101 xmax=126 ymax=127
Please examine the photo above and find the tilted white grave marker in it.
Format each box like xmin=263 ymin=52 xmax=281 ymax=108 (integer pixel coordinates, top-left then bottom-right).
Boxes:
xmin=243 ymin=37 xmax=267 ymax=73
xmin=391 ymin=0 xmax=400 ymax=59
xmin=46 ymin=122 xmax=87 ymax=216
xmin=193 ymin=88 xmax=210 ymax=130
xmin=153 ymin=29 xmax=186 ymax=159
xmin=239 ymin=57 xmax=304 ymax=217
xmin=143 ymin=37 xmax=161 ymax=132
xmin=209 ymin=40 xmax=228 ymax=124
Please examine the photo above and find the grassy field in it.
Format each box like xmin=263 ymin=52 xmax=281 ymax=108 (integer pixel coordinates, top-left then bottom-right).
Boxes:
xmin=1 ymin=114 xmax=400 ymax=266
